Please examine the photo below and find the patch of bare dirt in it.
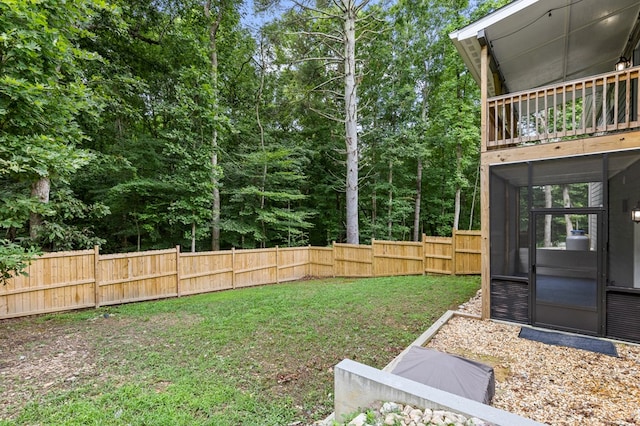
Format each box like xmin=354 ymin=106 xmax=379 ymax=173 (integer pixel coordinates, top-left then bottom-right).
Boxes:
xmin=0 ymin=312 xmax=200 ymax=420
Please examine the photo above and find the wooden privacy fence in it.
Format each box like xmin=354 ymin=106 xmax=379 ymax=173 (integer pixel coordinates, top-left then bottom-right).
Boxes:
xmin=0 ymin=231 xmax=480 ymax=319
xmin=423 ymin=230 xmax=482 ymax=275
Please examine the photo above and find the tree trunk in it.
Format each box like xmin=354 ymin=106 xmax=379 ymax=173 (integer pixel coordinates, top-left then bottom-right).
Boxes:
xmin=191 ymin=222 xmax=196 ymax=252
xmin=453 ymin=188 xmax=461 ymax=231
xmin=212 ymin=150 xmax=220 ymax=251
xmin=453 ymin=141 xmax=462 ymax=230
xmin=415 ymin=59 xmax=430 ymax=241
xmin=563 ymin=185 xmax=573 ymax=235
xmin=135 ymin=219 xmax=141 ymax=251
xmin=257 ymin=38 xmax=267 ymax=248
xmin=453 ymin=63 xmax=464 ymax=231
xmin=387 ymin=160 xmax=393 ymax=240
xmin=29 ymin=177 xmax=50 ymax=239
xmin=205 ymin=0 xmax=224 ymax=251
xmin=371 ymin=186 xmax=377 ymax=240
xmin=413 ymin=158 xmax=422 ymax=241
xmin=343 ymin=1 xmax=359 ymax=245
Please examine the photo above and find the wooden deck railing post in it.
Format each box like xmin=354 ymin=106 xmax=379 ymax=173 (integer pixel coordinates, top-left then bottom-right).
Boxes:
xmin=175 ymin=245 xmax=181 ymax=297
xmin=486 ymin=67 xmax=640 ymax=148
xmin=94 ymin=245 xmax=101 ymax=308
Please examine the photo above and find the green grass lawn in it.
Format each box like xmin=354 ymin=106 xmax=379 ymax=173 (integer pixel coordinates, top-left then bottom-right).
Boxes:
xmin=0 ymin=275 xmax=479 ymax=425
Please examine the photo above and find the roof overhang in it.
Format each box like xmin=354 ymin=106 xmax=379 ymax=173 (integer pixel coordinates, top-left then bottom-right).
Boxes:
xmin=450 ymin=0 xmax=640 ymax=96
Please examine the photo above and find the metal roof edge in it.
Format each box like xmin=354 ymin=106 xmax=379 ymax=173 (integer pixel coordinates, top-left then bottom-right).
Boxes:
xmin=449 ymin=0 xmax=541 ymax=42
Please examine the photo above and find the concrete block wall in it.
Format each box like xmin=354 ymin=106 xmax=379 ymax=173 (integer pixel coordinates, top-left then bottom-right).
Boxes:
xmin=334 ymin=358 xmax=544 ymax=426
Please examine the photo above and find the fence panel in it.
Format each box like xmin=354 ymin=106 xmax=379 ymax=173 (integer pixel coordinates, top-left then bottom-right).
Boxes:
xmin=180 ymin=250 xmax=234 ymax=296
xmin=278 ymin=247 xmax=309 ymax=282
xmin=233 ymin=248 xmax=277 ymax=288
xmin=1 ymin=234 xmax=482 ymax=319
xmin=0 ymin=251 xmax=95 ymax=319
xmin=98 ymin=249 xmax=178 ymax=306
xmin=423 ymin=236 xmax=453 ymax=275
xmin=372 ymin=240 xmax=424 ymax=276
xmin=309 ymin=247 xmax=334 ymax=277
xmin=334 ymin=244 xmax=372 ymax=277
xmin=454 ymin=230 xmax=482 ymax=274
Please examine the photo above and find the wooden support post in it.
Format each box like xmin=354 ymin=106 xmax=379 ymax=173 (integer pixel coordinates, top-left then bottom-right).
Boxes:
xmin=480 ymin=161 xmax=491 ymax=320
xmin=480 ymin=42 xmax=491 ymax=319
xmin=175 ymin=245 xmax=181 ymax=297
xmin=480 ymin=44 xmax=488 ymax=153
xmin=93 ymin=245 xmax=100 ymax=308
xmin=307 ymin=245 xmax=311 ymax=277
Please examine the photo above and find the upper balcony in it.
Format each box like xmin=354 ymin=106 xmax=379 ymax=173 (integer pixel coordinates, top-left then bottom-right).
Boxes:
xmin=450 ymin=0 xmax=640 ymax=154
xmin=486 ymin=66 xmax=640 ymax=151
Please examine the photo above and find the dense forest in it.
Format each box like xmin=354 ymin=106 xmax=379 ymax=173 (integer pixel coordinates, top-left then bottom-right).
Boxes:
xmin=1 ymin=0 xmax=509 ymax=266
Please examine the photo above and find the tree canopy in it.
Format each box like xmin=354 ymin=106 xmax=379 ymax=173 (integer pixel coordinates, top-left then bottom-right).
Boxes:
xmin=1 ymin=0 xmax=508 ymax=261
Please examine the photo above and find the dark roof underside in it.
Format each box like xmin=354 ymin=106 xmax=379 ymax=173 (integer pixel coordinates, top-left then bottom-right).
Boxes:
xmin=450 ymin=0 xmax=640 ymax=95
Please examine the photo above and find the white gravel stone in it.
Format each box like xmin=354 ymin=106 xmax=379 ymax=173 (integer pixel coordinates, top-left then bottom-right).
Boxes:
xmin=347 ymin=412 xmax=367 ymax=426
xmin=427 ymin=289 xmax=640 ymax=425
xmin=381 ymin=401 xmax=401 ymax=414
xmin=384 ymin=413 xmax=401 ymax=425
xmin=334 ymin=401 xmax=491 ymax=426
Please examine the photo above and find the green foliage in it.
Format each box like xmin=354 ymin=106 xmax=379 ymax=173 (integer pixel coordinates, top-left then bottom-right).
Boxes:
xmin=0 ymin=240 xmax=40 ymax=285
xmin=0 ymin=0 xmax=108 ymax=250
xmin=355 ymin=0 xmax=495 ymax=238
xmin=0 ymin=0 xmax=102 ymax=178
xmin=34 ymin=188 xmax=109 ymax=251
xmin=2 ymin=0 xmax=503 ymax=251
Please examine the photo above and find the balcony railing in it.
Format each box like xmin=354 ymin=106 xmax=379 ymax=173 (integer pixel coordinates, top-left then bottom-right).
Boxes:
xmin=486 ymin=66 xmax=640 ymax=149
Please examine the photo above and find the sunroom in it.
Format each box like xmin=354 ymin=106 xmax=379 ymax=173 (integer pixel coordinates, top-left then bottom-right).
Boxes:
xmin=450 ymin=0 xmax=640 ymax=342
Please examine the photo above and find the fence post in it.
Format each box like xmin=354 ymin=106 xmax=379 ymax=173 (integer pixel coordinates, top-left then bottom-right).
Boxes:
xmin=231 ymin=247 xmax=236 ymax=289
xmin=307 ymin=245 xmax=311 ymax=277
xmin=451 ymin=229 xmax=457 ymax=276
xmin=94 ymin=245 xmax=100 ymax=308
xmin=276 ymin=246 xmax=280 ymax=284
xmin=421 ymin=234 xmax=426 ymax=276
xmin=371 ymin=238 xmax=376 ymax=277
xmin=332 ymin=241 xmax=336 ymax=278
xmin=175 ymin=245 xmax=181 ymax=297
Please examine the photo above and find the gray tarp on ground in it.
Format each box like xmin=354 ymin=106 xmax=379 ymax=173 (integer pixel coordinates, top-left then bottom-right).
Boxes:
xmin=390 ymin=346 xmax=495 ymax=404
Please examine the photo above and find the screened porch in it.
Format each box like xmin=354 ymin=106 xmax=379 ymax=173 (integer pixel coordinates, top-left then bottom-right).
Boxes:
xmin=489 ymin=151 xmax=640 ymax=342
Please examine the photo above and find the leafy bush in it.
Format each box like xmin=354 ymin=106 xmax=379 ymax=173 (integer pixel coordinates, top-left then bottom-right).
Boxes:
xmin=0 ymin=240 xmax=40 ymax=285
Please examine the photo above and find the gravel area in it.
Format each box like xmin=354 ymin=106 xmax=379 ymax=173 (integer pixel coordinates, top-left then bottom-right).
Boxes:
xmin=425 ymin=290 xmax=640 ymax=425
xmin=344 ymin=401 xmax=489 ymax=426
